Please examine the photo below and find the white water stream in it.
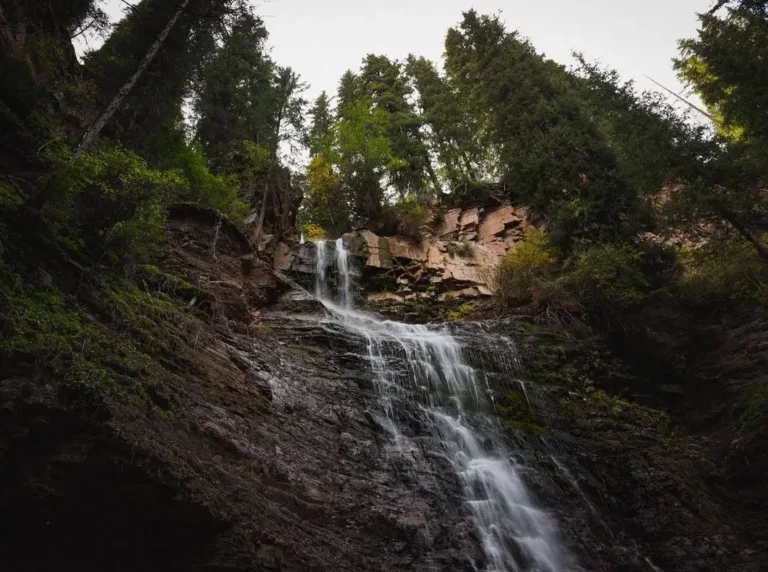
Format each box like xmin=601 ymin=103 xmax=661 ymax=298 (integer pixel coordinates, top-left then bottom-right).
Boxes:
xmin=313 ymin=239 xmax=571 ymax=572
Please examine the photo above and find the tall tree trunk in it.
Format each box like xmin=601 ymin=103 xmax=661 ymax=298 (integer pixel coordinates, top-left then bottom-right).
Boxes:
xmin=251 ymin=73 xmax=292 ymax=244
xmin=252 ymin=182 xmax=269 ymax=246
xmin=74 ymin=0 xmax=192 ymax=159
xmin=715 ymin=202 xmax=768 ymax=262
xmin=425 ymin=161 xmax=441 ymax=196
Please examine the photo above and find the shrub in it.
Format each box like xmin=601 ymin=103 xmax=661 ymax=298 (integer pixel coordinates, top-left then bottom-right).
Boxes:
xmin=493 ymin=229 xmax=560 ymax=306
xmin=446 ymin=239 xmax=473 ymax=258
xmin=42 ymin=145 xmax=187 ymax=267
xmin=678 ymin=233 xmax=768 ymax=305
xmin=302 ymin=223 xmax=327 ymax=242
xmin=446 ymin=303 xmax=477 ymax=321
xmin=393 ymin=196 xmax=431 ymax=241
xmin=562 ymin=244 xmax=650 ymax=330
xmin=174 ymin=142 xmax=249 ymax=224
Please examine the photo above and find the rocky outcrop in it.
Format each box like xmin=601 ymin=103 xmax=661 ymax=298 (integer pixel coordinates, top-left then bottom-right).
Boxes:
xmin=277 ymin=203 xmax=534 ymax=316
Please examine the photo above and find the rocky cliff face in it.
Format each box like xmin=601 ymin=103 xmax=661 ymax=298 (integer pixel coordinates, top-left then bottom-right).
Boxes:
xmin=277 ymin=204 xmax=534 ymax=318
xmin=1 ymin=209 xmax=765 ymax=571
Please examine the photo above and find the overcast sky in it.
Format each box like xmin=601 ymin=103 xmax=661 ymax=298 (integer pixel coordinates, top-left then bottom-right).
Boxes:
xmin=91 ymin=0 xmax=713 ymax=107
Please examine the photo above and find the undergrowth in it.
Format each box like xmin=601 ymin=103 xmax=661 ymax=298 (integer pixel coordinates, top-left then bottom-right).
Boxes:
xmin=0 ymin=258 xmax=200 ymax=409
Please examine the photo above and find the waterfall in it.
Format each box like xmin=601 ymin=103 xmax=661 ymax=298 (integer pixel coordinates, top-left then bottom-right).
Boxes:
xmin=315 ymin=242 xmax=572 ymax=572
xmin=314 ymin=240 xmax=326 ymax=298
xmin=335 ymin=238 xmax=351 ymax=308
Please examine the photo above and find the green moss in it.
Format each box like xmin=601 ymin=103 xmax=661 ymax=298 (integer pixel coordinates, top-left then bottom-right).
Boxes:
xmin=737 ymin=390 xmax=768 ymax=433
xmin=106 ymin=281 xmax=198 ymax=355
xmin=445 ymin=303 xmax=477 ymax=321
xmin=0 ymin=264 xmax=203 ymax=409
xmin=254 ymin=324 xmax=274 ymax=336
xmin=495 ymin=387 xmax=548 ymax=434
xmin=138 ymin=264 xmax=197 ymax=295
xmin=502 ymin=419 xmax=550 ymax=435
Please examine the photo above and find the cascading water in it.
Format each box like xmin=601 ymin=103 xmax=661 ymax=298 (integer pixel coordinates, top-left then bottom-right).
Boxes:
xmin=314 ymin=240 xmax=327 ymax=298
xmin=316 ymin=240 xmax=574 ymax=572
xmin=335 ymin=237 xmax=351 ymax=308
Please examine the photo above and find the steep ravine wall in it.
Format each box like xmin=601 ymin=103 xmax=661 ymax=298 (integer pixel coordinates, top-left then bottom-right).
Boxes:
xmin=0 ymin=210 xmax=765 ymax=571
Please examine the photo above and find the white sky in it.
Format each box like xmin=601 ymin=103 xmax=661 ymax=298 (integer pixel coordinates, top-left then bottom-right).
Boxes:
xmin=90 ymin=0 xmax=713 ymax=108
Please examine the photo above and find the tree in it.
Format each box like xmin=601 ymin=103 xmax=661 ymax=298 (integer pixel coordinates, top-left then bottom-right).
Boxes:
xmin=671 ymin=0 xmax=768 ymax=260
xmin=75 ymin=0 xmax=192 ymax=159
xmin=308 ymin=91 xmax=334 ymax=156
xmin=193 ymin=10 xmax=274 ymax=163
xmin=445 ymin=11 xmax=646 ymax=249
xmin=335 ymin=98 xmax=392 ymax=224
xmin=405 ymin=55 xmax=483 ymax=187
xmin=83 ymin=0 xmax=242 ymax=162
xmin=358 ymin=55 xmax=438 ymax=197
xmin=572 ymin=54 xmax=710 ymax=196
xmin=191 ymin=6 xmax=306 ymax=243
xmin=675 ymin=1 xmax=768 ymax=142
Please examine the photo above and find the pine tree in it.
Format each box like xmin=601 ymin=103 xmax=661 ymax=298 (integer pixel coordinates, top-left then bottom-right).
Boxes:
xmin=83 ymin=0 xmax=240 ymax=162
xmin=405 ymin=55 xmax=482 ymax=187
xmin=445 ymin=11 xmax=645 ymax=249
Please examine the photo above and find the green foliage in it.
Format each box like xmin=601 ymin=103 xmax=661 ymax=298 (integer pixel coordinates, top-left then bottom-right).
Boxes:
xmin=41 ymin=145 xmax=185 ymax=266
xmin=563 ymin=244 xmax=650 ymax=310
xmin=299 ymin=156 xmax=349 ymax=235
xmin=83 ymin=0 xmax=235 ymax=161
xmin=670 ymin=3 xmax=768 ymax=262
xmin=445 ymin=12 xmax=647 ymax=250
xmin=678 ymin=233 xmax=768 ymax=305
xmin=573 ymin=55 xmax=710 ymax=195
xmin=445 ymin=303 xmax=477 ymax=321
xmin=392 ymin=197 xmax=431 ymax=240
xmin=35 ymin=142 xmax=250 ymax=268
xmin=308 ymin=91 xmax=334 ymax=156
xmin=493 ymin=229 xmax=560 ymax=306
xmin=173 ymin=142 xmax=249 ymax=224
xmin=675 ymin=3 xmax=768 ymax=143
xmin=194 ymin=11 xmax=275 ymax=163
xmin=405 ymin=55 xmax=484 ymax=187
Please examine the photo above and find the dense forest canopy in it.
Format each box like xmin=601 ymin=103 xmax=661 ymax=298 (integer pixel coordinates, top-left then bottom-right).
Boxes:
xmin=0 ymin=0 xmax=766 ymax=326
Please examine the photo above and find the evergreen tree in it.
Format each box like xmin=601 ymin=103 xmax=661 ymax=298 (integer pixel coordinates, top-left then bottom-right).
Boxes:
xmin=675 ymin=0 xmax=768 ymax=143
xmin=405 ymin=55 xmax=483 ymax=187
xmin=358 ymin=55 xmax=438 ymax=197
xmin=83 ymin=0 xmax=241 ymax=163
xmin=671 ymin=0 xmax=768 ymax=260
xmin=445 ymin=11 xmax=645 ymax=249
xmin=308 ymin=91 xmax=334 ymax=156
xmin=193 ymin=11 xmax=274 ymax=162
xmin=337 ymin=70 xmax=361 ymax=118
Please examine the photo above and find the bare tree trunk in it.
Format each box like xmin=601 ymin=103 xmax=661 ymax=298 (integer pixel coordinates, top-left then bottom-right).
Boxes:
xmin=716 ymin=202 xmax=768 ymax=262
xmin=251 ymin=74 xmax=292 ymax=245
xmin=74 ymin=0 xmax=192 ymax=159
xmin=252 ymin=183 xmax=269 ymax=247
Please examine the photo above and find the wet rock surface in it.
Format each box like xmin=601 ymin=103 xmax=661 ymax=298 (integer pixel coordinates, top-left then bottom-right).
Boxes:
xmin=0 ymin=210 xmax=765 ymax=571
